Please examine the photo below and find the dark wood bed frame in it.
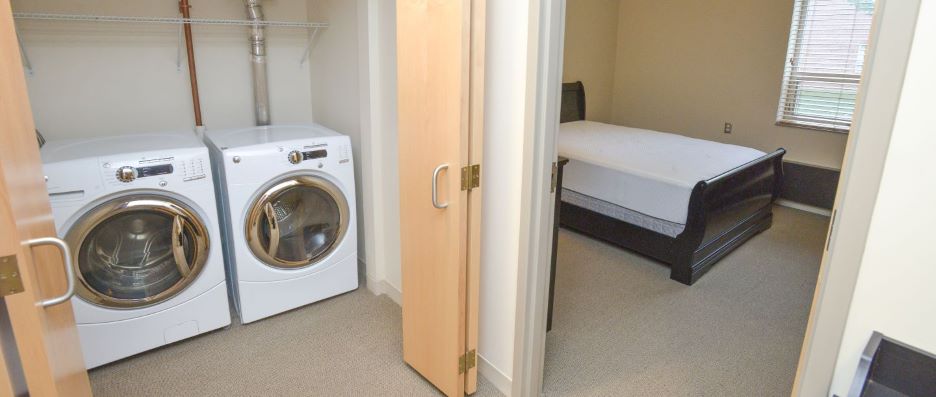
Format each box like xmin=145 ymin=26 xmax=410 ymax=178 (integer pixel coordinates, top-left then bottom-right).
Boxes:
xmin=558 ymin=81 xmax=786 ymax=285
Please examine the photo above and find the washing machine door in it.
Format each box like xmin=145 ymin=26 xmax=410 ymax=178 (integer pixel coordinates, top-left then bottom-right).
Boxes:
xmin=65 ymin=194 xmax=210 ymax=309
xmin=245 ymin=175 xmax=350 ymax=269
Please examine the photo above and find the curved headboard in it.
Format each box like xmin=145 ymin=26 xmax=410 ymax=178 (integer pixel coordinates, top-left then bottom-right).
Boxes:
xmin=560 ymin=81 xmax=586 ymax=123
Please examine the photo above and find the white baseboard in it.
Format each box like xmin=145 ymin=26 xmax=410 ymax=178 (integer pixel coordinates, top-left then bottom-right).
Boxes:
xmin=364 ymin=275 xmax=402 ymax=306
xmin=478 ymin=353 xmax=512 ymax=396
xmin=776 ymin=199 xmax=833 ymax=217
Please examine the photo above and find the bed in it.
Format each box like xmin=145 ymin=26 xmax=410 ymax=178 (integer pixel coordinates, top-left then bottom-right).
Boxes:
xmin=558 ymin=81 xmax=785 ymax=285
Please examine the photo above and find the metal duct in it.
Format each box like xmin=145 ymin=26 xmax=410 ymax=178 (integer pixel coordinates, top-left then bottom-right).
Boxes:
xmin=245 ymin=0 xmax=270 ymax=126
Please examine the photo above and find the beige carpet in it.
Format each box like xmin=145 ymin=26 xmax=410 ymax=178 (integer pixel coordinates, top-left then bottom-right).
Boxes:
xmin=89 ymin=288 xmax=503 ymax=396
xmin=543 ymin=205 xmax=829 ymax=396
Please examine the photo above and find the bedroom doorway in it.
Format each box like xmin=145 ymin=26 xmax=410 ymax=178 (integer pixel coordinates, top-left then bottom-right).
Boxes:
xmin=512 ymin=0 xmax=921 ymax=396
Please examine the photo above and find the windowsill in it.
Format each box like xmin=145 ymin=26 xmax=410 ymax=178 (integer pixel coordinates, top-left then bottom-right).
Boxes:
xmin=775 ymin=120 xmax=850 ymax=134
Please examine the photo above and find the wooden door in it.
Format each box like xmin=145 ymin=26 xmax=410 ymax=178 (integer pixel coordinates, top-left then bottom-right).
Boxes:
xmin=396 ymin=0 xmax=484 ymax=395
xmin=0 ymin=0 xmax=92 ymax=395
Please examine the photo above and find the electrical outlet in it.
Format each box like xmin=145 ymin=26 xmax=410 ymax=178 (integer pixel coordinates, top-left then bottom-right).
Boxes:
xmin=724 ymin=122 xmax=733 ymax=134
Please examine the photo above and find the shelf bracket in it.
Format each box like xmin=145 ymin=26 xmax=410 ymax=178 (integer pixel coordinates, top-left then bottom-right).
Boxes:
xmin=299 ymin=26 xmax=321 ymax=67
xmin=176 ymin=12 xmax=184 ymax=71
xmin=14 ymin=23 xmax=34 ymax=77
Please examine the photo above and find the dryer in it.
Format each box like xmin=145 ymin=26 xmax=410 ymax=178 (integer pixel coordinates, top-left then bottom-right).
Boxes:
xmin=42 ymin=133 xmax=231 ymax=369
xmin=205 ymin=125 xmax=358 ymax=324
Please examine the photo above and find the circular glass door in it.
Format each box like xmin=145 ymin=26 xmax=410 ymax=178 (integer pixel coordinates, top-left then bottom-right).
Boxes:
xmin=245 ymin=175 xmax=349 ymax=269
xmin=65 ymin=195 xmax=210 ymax=309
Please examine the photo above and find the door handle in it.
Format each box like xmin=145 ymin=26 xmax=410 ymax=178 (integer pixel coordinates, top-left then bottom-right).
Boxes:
xmin=432 ymin=164 xmax=449 ymax=209
xmin=26 ymin=237 xmax=76 ymax=308
xmin=263 ymin=202 xmax=281 ymax=257
xmin=171 ymin=215 xmax=192 ymax=277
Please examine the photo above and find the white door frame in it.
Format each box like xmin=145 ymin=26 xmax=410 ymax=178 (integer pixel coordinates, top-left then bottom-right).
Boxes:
xmin=510 ymin=0 xmax=566 ymax=396
xmin=792 ymin=0 xmax=921 ymax=394
xmin=511 ymin=0 xmax=922 ymax=396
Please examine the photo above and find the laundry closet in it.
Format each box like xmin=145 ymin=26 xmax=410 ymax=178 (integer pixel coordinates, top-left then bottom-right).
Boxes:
xmin=1 ymin=0 xmax=372 ymax=394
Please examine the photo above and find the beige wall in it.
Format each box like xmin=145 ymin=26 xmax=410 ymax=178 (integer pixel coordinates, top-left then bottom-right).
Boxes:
xmin=563 ymin=0 xmax=849 ymax=169
xmin=562 ymin=0 xmax=620 ymax=123
xmin=306 ymin=0 xmax=367 ymax=259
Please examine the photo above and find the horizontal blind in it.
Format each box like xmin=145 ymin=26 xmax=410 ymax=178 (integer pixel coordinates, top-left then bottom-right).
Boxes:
xmin=777 ymin=0 xmax=874 ymax=132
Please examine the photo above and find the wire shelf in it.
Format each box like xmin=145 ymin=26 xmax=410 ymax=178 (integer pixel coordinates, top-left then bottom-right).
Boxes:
xmin=13 ymin=12 xmax=328 ymax=29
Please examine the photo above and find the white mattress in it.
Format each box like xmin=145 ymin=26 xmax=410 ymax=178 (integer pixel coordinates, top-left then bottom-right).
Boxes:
xmin=559 ymin=121 xmax=766 ymax=230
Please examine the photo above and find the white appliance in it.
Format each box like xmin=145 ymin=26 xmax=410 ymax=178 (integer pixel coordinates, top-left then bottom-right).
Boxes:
xmin=204 ymin=125 xmax=358 ymax=324
xmin=41 ymin=133 xmax=231 ymax=369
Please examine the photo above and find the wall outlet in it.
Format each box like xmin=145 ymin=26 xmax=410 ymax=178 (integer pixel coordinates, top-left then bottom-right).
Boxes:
xmin=724 ymin=122 xmax=733 ymax=134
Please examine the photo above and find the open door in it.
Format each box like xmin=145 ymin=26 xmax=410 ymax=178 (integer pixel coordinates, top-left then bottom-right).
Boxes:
xmin=0 ymin=0 xmax=92 ymax=395
xmin=396 ymin=0 xmax=484 ymax=395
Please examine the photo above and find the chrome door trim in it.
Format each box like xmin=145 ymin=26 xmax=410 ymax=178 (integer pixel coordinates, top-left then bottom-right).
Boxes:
xmin=64 ymin=194 xmax=210 ymax=309
xmin=244 ymin=175 xmax=350 ymax=269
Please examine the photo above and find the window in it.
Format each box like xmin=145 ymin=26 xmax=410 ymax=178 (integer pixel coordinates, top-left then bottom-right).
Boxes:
xmin=777 ymin=0 xmax=875 ymax=133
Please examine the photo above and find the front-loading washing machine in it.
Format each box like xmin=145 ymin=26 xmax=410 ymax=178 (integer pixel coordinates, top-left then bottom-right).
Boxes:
xmin=204 ymin=125 xmax=358 ymax=324
xmin=41 ymin=132 xmax=231 ymax=369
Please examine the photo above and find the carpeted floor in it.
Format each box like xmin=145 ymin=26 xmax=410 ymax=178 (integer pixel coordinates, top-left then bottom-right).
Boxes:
xmin=90 ymin=206 xmax=825 ymax=396
xmin=543 ymin=205 xmax=829 ymax=396
xmin=89 ymin=288 xmax=503 ymax=396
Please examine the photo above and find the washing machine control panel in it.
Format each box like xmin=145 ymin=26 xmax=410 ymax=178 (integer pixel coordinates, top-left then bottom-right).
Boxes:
xmin=113 ymin=163 xmax=175 ymax=183
xmin=104 ymin=156 xmax=207 ymax=186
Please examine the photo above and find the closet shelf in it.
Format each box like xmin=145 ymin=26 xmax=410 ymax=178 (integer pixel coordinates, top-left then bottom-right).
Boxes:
xmin=12 ymin=12 xmax=328 ymax=73
xmin=12 ymin=12 xmax=328 ymax=29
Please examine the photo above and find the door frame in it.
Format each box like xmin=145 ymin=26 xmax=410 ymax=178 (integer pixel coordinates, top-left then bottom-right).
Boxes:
xmin=510 ymin=0 xmax=565 ymax=396
xmin=511 ymin=0 xmax=923 ymax=396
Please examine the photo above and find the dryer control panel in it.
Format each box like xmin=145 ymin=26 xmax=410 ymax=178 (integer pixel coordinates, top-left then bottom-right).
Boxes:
xmin=287 ymin=149 xmax=328 ymax=164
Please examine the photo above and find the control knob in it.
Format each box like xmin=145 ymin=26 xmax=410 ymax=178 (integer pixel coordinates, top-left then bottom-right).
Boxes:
xmin=116 ymin=166 xmax=137 ymax=183
xmin=288 ymin=150 xmax=303 ymax=164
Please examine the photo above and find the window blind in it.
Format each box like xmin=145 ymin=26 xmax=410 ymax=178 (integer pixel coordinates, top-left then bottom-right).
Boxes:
xmin=777 ymin=0 xmax=874 ymax=133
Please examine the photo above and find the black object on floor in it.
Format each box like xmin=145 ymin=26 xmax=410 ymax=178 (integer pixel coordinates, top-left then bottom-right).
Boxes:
xmin=848 ymin=332 xmax=936 ymax=397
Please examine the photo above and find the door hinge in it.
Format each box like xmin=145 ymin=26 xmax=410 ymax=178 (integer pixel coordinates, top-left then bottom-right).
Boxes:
xmin=458 ymin=349 xmax=477 ymax=374
xmin=0 ymin=255 xmax=25 ymax=297
xmin=461 ymin=164 xmax=481 ymax=191
xmin=550 ymin=162 xmax=558 ymax=193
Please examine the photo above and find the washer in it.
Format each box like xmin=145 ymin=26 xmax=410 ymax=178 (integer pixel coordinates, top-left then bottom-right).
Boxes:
xmin=41 ymin=132 xmax=231 ymax=369
xmin=205 ymin=125 xmax=358 ymax=324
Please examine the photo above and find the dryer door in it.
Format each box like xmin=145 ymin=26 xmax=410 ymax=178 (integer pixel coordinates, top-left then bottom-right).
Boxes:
xmin=65 ymin=194 xmax=210 ymax=309
xmin=245 ymin=175 xmax=349 ymax=269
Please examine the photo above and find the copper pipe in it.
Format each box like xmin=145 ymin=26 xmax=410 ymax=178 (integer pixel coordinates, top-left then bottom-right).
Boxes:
xmin=179 ymin=0 xmax=203 ymax=127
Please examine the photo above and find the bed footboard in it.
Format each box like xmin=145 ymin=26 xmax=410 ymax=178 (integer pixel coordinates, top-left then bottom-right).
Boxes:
xmin=670 ymin=149 xmax=786 ymax=284
xmin=558 ymin=149 xmax=785 ymax=286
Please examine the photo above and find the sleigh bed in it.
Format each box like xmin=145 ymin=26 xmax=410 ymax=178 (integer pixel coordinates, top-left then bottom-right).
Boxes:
xmin=557 ymin=82 xmax=785 ymax=285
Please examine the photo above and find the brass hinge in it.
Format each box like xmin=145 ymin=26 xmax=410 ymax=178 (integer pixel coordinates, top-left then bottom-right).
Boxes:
xmin=458 ymin=349 xmax=477 ymax=374
xmin=0 ymin=255 xmax=25 ymax=297
xmin=467 ymin=349 xmax=476 ymax=370
xmin=461 ymin=164 xmax=481 ymax=191
xmin=550 ymin=162 xmax=558 ymax=193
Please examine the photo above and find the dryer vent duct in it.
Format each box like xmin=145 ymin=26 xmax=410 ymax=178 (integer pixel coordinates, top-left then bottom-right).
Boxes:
xmin=245 ymin=0 xmax=270 ymax=126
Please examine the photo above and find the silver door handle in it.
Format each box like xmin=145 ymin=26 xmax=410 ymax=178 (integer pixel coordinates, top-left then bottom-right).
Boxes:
xmin=26 ymin=237 xmax=76 ymax=308
xmin=263 ymin=202 xmax=280 ymax=257
xmin=432 ymin=163 xmax=449 ymax=209
xmin=171 ymin=215 xmax=192 ymax=277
